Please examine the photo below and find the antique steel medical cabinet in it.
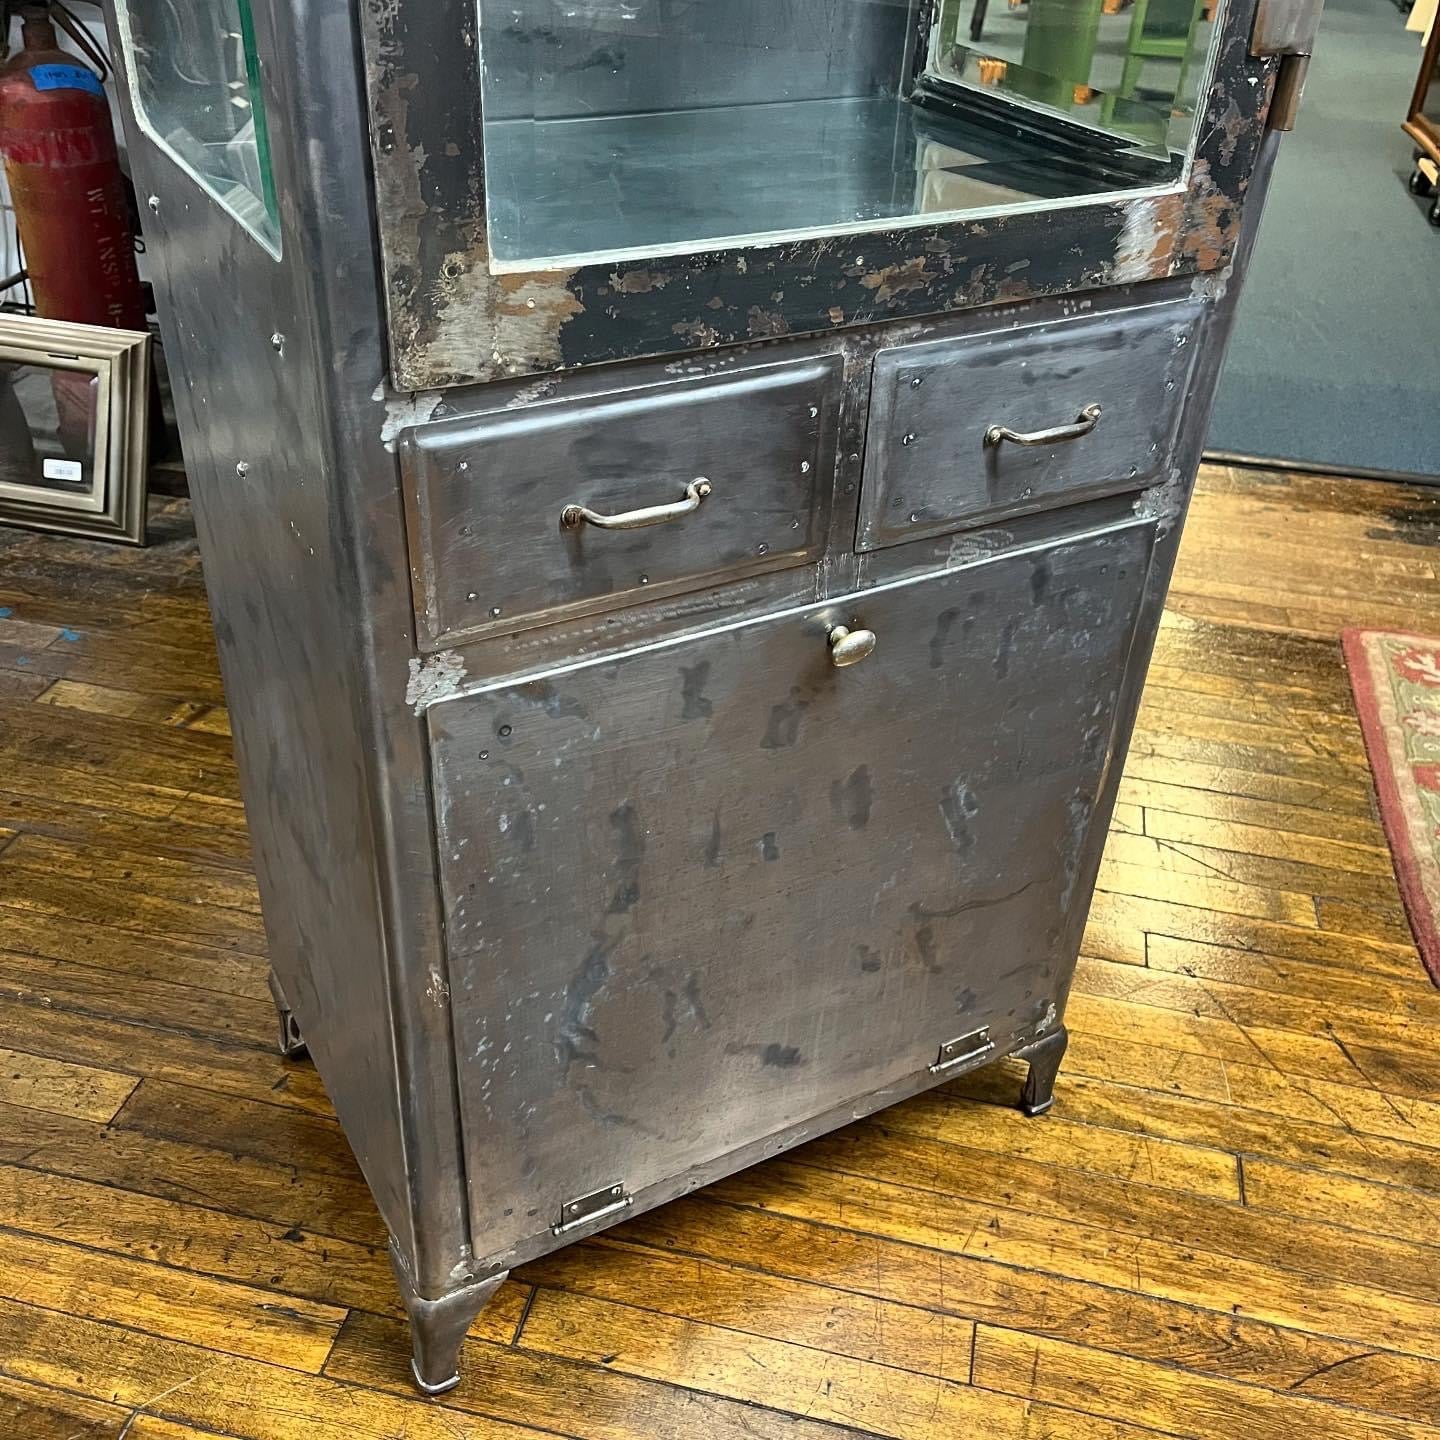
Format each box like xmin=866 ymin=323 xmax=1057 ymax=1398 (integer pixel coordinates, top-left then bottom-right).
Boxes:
xmin=104 ymin=0 xmax=1317 ymax=1395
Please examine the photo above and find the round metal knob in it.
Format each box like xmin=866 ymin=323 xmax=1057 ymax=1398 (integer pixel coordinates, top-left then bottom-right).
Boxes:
xmin=828 ymin=624 xmax=877 ymax=668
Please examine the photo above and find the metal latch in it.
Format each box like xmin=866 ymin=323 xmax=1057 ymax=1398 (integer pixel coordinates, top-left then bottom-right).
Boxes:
xmin=929 ymin=1027 xmax=995 ymax=1074
xmin=1250 ymin=0 xmax=1325 ymax=131
xmin=553 ymin=1183 xmax=632 ymax=1235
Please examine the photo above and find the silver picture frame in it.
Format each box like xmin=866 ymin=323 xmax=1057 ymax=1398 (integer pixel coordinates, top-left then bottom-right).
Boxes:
xmin=0 ymin=315 xmax=151 ymax=546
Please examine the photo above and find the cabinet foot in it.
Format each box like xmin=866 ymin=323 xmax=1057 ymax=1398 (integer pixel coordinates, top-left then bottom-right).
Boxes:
xmin=1015 ymin=1025 xmax=1068 ymax=1117
xmin=390 ymin=1243 xmax=510 ymax=1395
xmin=267 ymin=972 xmax=307 ymax=1059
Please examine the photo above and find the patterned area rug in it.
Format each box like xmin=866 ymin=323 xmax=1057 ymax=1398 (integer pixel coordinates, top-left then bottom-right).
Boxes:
xmin=1344 ymin=630 xmax=1440 ymax=986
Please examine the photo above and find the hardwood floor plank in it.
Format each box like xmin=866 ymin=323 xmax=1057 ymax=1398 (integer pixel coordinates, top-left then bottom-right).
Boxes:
xmin=789 ymin=1121 xmax=1440 ymax=1303
xmin=516 ymin=1287 xmax=1167 ymax=1440
xmin=0 ymin=789 xmax=255 ymax=868
xmin=0 ymin=1045 xmax=136 ymax=1122
xmin=609 ymin=1192 xmax=1440 ymax=1426
xmin=1118 ymin=748 xmax=1375 ymax=817
xmin=0 ymin=702 xmax=238 ymax=798
xmin=971 ymin=1326 xmax=1440 ymax=1440
xmin=1143 ymin=935 xmax=1440 ymax=1015
xmin=0 ymin=1375 xmax=212 ymax=1440
xmin=518 ymin=1237 xmax=972 ymax=1377
xmin=946 ymin=1067 xmax=1440 ymax=1196
xmin=0 ymin=832 xmax=260 ymax=913
xmin=0 ymin=908 xmax=267 ymax=1000
xmin=1114 ymin=776 xmax=1385 ymax=848
xmin=0 ymin=1100 xmax=386 ymax=1247
xmin=118 ymin=1078 xmax=362 ymax=1180
xmin=36 ymin=678 xmax=211 ymax=728
xmin=1071 ymin=956 xmax=1440 ymax=1058
xmin=0 ymin=1227 xmax=345 ymax=1371
xmin=1081 ymin=890 xmax=1423 ymax=980
xmin=326 ymin=1309 xmax=884 ymax=1440
xmin=0 ymin=998 xmax=335 ymax=1116
xmin=862 ymin=1081 xmax=1242 ymax=1200
xmin=1059 ymin=1028 xmax=1440 ymax=1149
xmin=1317 ymin=896 xmax=1421 ymax=948
xmin=709 ymin=1160 xmax=1440 ymax=1364
xmin=0 ymin=1298 xmax=557 ymax=1440
xmin=1240 ymin=1157 xmax=1440 ymax=1249
xmin=1140 ymin=806 xmax=1392 ymax=876
xmin=0 ymin=1162 xmax=403 ymax=1316
xmin=0 ymin=951 xmax=275 ymax=1046
xmin=1093 ymin=858 xmax=1318 ymax=926
xmin=0 ymin=868 xmax=266 ymax=954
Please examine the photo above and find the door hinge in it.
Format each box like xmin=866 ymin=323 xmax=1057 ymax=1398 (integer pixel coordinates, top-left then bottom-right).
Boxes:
xmin=929 ymin=1027 xmax=995 ymax=1074
xmin=1251 ymin=0 xmax=1324 ymax=131
xmin=553 ymin=1183 xmax=632 ymax=1235
xmin=1266 ymin=54 xmax=1311 ymax=133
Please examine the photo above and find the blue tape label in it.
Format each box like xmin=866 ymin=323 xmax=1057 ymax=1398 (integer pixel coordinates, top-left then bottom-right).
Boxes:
xmin=30 ymin=64 xmax=104 ymax=98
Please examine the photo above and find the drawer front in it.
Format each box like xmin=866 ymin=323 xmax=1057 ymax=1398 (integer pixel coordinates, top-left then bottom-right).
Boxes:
xmin=428 ymin=520 xmax=1155 ymax=1256
xmin=402 ymin=356 xmax=842 ymax=647
xmin=858 ymin=300 xmax=1199 ymax=551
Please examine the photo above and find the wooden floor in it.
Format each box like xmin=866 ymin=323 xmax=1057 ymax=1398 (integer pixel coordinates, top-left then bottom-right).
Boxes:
xmin=2 ymin=464 xmax=1440 ymax=1440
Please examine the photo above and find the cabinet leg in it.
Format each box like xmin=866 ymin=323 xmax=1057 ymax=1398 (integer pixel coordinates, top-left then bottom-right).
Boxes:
xmin=389 ymin=1242 xmax=510 ymax=1396
xmin=1015 ymin=1025 xmax=1068 ymax=1117
xmin=267 ymin=971 xmax=307 ymax=1059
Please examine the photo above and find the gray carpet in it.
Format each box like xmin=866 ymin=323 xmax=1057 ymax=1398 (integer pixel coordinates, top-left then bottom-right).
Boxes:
xmin=1207 ymin=0 xmax=1439 ymax=478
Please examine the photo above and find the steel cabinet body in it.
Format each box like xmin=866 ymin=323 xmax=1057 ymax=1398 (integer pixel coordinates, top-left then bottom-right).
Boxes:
xmin=102 ymin=0 xmax=1314 ymax=1394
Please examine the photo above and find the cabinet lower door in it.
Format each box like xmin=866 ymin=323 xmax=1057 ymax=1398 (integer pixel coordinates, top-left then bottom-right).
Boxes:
xmin=428 ymin=520 xmax=1156 ymax=1256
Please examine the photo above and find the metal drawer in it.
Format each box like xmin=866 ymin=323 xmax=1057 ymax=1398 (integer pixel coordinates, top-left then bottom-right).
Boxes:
xmin=401 ymin=356 xmax=842 ymax=647
xmin=857 ymin=299 xmax=1200 ymax=551
xmin=427 ymin=519 xmax=1155 ymax=1257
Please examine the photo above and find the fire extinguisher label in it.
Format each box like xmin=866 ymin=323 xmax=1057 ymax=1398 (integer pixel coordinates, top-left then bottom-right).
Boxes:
xmin=29 ymin=64 xmax=104 ymax=98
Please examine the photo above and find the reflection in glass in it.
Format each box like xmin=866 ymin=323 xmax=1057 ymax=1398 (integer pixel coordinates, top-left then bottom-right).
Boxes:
xmin=114 ymin=0 xmax=280 ymax=251
xmin=478 ymin=0 xmax=1218 ymax=268
xmin=0 ymin=363 xmax=100 ymax=500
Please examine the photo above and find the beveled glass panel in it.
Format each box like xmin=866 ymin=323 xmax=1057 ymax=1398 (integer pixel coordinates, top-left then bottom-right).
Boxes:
xmin=478 ymin=0 xmax=1220 ymax=268
xmin=114 ymin=0 xmax=280 ymax=252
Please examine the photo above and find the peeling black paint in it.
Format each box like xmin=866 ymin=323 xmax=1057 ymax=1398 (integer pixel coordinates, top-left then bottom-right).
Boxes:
xmin=359 ymin=0 xmax=1272 ymax=388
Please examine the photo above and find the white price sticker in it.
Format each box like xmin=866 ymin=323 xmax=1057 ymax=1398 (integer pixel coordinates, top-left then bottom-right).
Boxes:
xmin=42 ymin=458 xmax=84 ymax=484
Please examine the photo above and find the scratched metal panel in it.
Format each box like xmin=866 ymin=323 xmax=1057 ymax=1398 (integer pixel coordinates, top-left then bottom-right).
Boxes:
xmin=402 ymin=356 xmax=842 ymax=648
xmin=429 ymin=522 xmax=1154 ymax=1256
xmin=101 ymin=0 xmax=440 ymax=1271
xmin=858 ymin=298 xmax=1200 ymax=550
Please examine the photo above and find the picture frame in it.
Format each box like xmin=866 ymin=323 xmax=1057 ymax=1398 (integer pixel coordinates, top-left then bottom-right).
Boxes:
xmin=0 ymin=314 xmax=151 ymax=545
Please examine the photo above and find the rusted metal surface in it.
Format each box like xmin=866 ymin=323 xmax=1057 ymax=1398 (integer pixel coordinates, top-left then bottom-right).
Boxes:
xmin=1251 ymin=0 xmax=1325 ymax=53
xmin=358 ymin=0 xmax=1272 ymax=390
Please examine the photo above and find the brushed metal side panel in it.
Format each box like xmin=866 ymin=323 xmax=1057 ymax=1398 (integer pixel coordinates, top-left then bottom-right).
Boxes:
xmin=402 ymin=356 xmax=842 ymax=648
xmin=858 ymin=299 xmax=1200 ymax=550
xmin=429 ymin=520 xmax=1155 ymax=1258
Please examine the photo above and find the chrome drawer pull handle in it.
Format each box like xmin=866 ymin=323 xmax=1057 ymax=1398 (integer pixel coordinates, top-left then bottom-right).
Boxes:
xmin=828 ymin=624 xmax=877 ymax=668
xmin=984 ymin=403 xmax=1102 ymax=449
xmin=560 ymin=478 xmax=712 ymax=532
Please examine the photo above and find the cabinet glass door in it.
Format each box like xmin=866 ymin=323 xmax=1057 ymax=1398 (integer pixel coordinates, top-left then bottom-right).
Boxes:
xmin=477 ymin=0 xmax=1220 ymax=268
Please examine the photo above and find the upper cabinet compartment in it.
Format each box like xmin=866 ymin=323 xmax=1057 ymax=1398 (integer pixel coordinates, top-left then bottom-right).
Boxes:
xmin=478 ymin=0 xmax=1220 ymax=269
xmin=360 ymin=0 xmax=1271 ymax=388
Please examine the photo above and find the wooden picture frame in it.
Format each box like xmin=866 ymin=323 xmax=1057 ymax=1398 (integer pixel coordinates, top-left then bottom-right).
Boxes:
xmin=0 ymin=315 xmax=151 ymax=546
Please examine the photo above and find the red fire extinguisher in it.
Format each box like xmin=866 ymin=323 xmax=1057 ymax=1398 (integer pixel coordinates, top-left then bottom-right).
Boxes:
xmin=0 ymin=5 xmax=147 ymax=331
